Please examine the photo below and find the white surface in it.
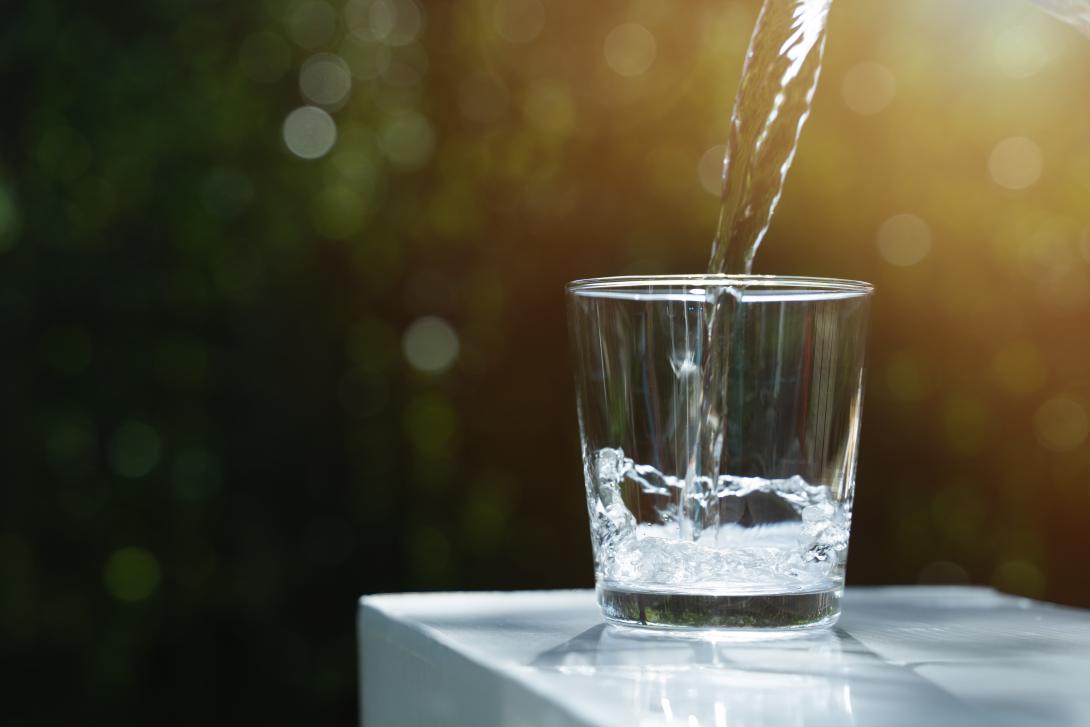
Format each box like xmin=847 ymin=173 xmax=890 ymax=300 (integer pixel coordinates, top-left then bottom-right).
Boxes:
xmin=359 ymin=587 xmax=1090 ymax=727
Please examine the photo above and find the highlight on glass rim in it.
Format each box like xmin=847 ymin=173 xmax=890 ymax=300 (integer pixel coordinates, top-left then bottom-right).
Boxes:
xmin=5 ymin=0 xmax=1090 ymax=724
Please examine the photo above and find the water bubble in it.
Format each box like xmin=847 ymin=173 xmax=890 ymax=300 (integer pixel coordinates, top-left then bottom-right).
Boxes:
xmin=877 ymin=213 xmax=931 ymax=266
xmin=282 ymin=106 xmax=337 ymax=159
xmin=300 ymin=53 xmax=353 ymax=106
xmin=603 ymin=23 xmax=657 ymax=77
xmin=378 ymin=110 xmax=435 ymax=168
xmin=104 ymin=547 xmax=161 ymax=602
xmin=841 ymin=61 xmax=896 ymax=115
xmin=402 ymin=316 xmax=459 ymax=373
xmin=493 ymin=0 xmax=544 ymax=44
xmin=1033 ymin=396 xmax=1088 ymax=452
xmin=989 ymin=136 xmax=1043 ymax=190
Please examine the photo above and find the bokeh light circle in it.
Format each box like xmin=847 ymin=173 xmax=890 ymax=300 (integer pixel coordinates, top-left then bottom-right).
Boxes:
xmin=403 ymin=316 xmax=460 ymax=373
xmin=340 ymin=36 xmax=391 ymax=80
xmin=109 ymin=420 xmax=163 ymax=479
xmin=283 ymin=106 xmax=338 ymax=159
xmin=404 ymin=393 xmax=458 ymax=457
xmin=287 ymin=0 xmax=338 ymax=50
xmin=603 ymin=23 xmax=657 ymax=77
xmin=300 ymin=53 xmax=353 ymax=106
xmin=698 ymin=145 xmax=726 ymax=197
xmin=1033 ymin=396 xmax=1088 ymax=452
xmin=379 ymin=43 xmax=429 ymax=88
xmin=369 ymin=0 xmax=424 ymax=46
xmin=993 ymin=24 xmax=1054 ymax=79
xmin=378 ymin=110 xmax=435 ymax=168
xmin=493 ymin=0 xmax=545 ymax=44
xmin=989 ymin=136 xmax=1043 ymax=190
xmin=522 ymin=82 xmax=575 ymax=135
xmin=841 ymin=61 xmax=896 ymax=115
xmin=312 ymin=185 xmax=367 ymax=239
xmin=877 ymin=213 xmax=931 ymax=266
xmin=104 ymin=547 xmax=162 ymax=602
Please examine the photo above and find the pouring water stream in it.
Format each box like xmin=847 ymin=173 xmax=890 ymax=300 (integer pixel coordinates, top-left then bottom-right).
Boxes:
xmin=682 ymin=0 xmax=1090 ymax=545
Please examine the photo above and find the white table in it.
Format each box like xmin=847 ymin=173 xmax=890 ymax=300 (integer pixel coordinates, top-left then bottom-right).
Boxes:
xmin=359 ymin=587 xmax=1090 ymax=726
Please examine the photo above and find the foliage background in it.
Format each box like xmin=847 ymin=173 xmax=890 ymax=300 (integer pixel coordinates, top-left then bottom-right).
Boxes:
xmin=2 ymin=0 xmax=1089 ymax=723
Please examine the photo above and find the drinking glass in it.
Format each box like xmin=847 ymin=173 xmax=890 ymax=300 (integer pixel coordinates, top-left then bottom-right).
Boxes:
xmin=567 ymin=275 xmax=872 ymax=629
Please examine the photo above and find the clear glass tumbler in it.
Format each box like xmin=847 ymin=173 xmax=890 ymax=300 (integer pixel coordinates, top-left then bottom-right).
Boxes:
xmin=567 ymin=275 xmax=872 ymax=630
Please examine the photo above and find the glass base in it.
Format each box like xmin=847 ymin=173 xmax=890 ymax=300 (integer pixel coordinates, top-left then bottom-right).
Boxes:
xmin=597 ymin=584 xmax=842 ymax=631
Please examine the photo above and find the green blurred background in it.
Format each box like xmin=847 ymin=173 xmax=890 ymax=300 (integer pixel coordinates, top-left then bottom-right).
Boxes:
xmin=3 ymin=0 xmax=1089 ymax=722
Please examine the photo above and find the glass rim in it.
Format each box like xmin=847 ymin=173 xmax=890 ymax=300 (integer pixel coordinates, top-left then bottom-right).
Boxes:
xmin=566 ymin=274 xmax=874 ymax=298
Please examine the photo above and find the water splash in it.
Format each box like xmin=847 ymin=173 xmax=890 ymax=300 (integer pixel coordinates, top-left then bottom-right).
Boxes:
xmin=591 ymin=448 xmax=849 ymax=592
